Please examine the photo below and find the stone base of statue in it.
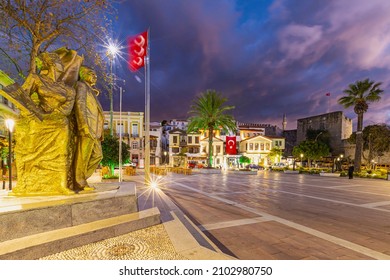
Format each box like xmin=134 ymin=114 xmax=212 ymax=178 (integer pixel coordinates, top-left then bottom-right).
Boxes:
xmin=0 ymin=182 xmax=161 ymax=260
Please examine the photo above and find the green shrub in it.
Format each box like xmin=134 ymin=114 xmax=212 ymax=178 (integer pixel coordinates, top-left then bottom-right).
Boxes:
xmin=102 ymin=174 xmax=119 ymax=179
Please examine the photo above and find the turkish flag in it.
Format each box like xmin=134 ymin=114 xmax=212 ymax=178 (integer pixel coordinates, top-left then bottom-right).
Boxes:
xmin=128 ymin=31 xmax=148 ymax=72
xmin=226 ymin=136 xmax=237 ymax=155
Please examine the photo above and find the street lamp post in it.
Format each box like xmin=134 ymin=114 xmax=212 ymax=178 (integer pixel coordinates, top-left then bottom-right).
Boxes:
xmin=5 ymin=119 xmax=14 ymax=191
xmin=106 ymin=43 xmax=119 ymax=137
xmin=119 ymin=85 xmax=123 ymax=183
xmin=314 ymin=131 xmax=323 ymax=142
xmin=300 ymin=153 xmax=304 ymax=167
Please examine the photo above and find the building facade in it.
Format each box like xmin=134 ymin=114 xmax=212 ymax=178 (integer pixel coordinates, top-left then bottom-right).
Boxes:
xmin=297 ymin=111 xmax=352 ymax=155
xmin=103 ymin=111 xmax=144 ymax=166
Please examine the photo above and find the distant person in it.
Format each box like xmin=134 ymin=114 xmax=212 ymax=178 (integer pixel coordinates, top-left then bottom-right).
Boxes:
xmin=348 ymin=164 xmax=354 ymax=179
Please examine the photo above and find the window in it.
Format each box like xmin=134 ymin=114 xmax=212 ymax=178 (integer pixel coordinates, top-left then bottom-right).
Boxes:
xmin=189 ymin=147 xmax=199 ymax=153
xmin=132 ymin=124 xmax=138 ymax=137
xmin=249 ymin=143 xmax=253 ymax=150
xmin=173 ymin=136 xmax=178 ymax=144
xmin=266 ymin=143 xmax=270 ymax=150
xmin=216 ymin=145 xmax=221 ymax=154
xmin=172 ymin=147 xmax=179 ymax=153
xmin=255 ymin=143 xmax=259 ymax=150
xmin=188 ymin=136 xmax=192 ymax=144
xmin=260 ymin=143 xmax=264 ymax=150
xmin=116 ymin=123 xmax=124 ymax=135
xmin=195 ymin=136 xmax=199 ymax=144
xmin=132 ymin=141 xmax=138 ymax=149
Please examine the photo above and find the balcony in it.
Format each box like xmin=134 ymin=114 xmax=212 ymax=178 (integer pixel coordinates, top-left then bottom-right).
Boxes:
xmin=179 ymin=141 xmax=187 ymax=147
xmin=116 ymin=132 xmax=129 ymax=138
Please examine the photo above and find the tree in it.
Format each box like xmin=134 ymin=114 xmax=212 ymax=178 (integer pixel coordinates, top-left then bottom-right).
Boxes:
xmin=268 ymin=147 xmax=283 ymax=164
xmin=338 ymin=79 xmax=384 ymax=171
xmin=306 ymin=128 xmax=331 ymax=152
xmin=292 ymin=140 xmax=330 ymax=168
xmin=239 ymin=155 xmax=250 ymax=165
xmin=187 ymin=90 xmax=236 ymax=167
xmin=0 ymin=1 xmax=114 ymax=83
xmin=101 ymin=132 xmax=130 ymax=176
xmin=347 ymin=124 xmax=390 ymax=168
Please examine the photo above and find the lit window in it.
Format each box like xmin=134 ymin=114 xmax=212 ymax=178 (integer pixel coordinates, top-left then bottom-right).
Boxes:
xmin=132 ymin=124 xmax=138 ymax=137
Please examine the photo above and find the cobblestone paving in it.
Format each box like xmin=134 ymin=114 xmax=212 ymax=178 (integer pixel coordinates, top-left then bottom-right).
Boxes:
xmin=40 ymin=224 xmax=188 ymax=260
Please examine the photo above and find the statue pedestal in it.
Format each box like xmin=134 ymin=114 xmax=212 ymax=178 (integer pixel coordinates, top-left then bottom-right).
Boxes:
xmin=0 ymin=182 xmax=161 ymax=259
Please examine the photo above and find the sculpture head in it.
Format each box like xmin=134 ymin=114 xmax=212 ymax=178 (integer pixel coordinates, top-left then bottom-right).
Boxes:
xmin=80 ymin=66 xmax=97 ymax=86
xmin=37 ymin=52 xmax=64 ymax=81
xmin=79 ymin=66 xmax=99 ymax=95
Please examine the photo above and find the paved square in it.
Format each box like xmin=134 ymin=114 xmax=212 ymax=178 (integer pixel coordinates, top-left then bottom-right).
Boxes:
xmin=159 ymin=171 xmax=390 ymax=259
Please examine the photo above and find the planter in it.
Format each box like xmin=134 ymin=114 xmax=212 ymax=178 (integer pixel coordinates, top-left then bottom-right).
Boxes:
xmin=228 ymin=170 xmax=258 ymax=175
xmin=319 ymin=172 xmax=340 ymax=177
xmin=101 ymin=178 xmax=119 ymax=183
xmin=284 ymin=170 xmax=299 ymax=174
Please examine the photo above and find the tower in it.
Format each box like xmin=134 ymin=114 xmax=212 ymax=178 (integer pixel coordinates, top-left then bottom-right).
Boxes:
xmin=282 ymin=113 xmax=287 ymax=131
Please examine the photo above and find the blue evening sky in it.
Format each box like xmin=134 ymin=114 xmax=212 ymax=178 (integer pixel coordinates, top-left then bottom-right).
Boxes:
xmin=100 ymin=0 xmax=390 ymax=130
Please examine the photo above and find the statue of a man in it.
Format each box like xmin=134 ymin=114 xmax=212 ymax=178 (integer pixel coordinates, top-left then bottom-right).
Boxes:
xmin=73 ymin=66 xmax=104 ymax=191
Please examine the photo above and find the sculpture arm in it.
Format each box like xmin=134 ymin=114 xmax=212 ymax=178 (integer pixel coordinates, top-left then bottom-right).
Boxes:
xmin=0 ymin=73 xmax=44 ymax=121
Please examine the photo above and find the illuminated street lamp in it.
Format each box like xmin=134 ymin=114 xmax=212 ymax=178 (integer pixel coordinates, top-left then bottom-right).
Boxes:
xmin=5 ymin=119 xmax=14 ymax=191
xmin=106 ymin=42 xmax=119 ymax=136
xmin=163 ymin=151 xmax=167 ymax=165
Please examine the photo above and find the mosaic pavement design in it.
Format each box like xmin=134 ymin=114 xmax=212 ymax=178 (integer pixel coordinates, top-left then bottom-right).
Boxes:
xmin=40 ymin=225 xmax=188 ymax=260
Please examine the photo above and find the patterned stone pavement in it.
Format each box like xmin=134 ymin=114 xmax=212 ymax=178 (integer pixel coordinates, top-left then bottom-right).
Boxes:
xmin=40 ymin=224 xmax=188 ymax=260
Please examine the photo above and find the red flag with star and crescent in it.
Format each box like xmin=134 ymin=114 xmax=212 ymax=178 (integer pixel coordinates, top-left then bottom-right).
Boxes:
xmin=226 ymin=136 xmax=237 ymax=155
xmin=128 ymin=31 xmax=148 ymax=72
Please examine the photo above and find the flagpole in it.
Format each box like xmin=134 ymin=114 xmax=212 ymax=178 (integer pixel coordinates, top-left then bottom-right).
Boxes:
xmin=144 ymin=28 xmax=151 ymax=185
xmin=119 ymin=85 xmax=123 ymax=183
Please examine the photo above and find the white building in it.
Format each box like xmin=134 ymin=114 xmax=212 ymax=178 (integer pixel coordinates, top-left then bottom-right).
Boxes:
xmin=103 ymin=111 xmax=144 ymax=166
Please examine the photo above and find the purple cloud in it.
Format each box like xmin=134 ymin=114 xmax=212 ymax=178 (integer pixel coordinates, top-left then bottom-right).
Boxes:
xmin=101 ymin=0 xmax=390 ymax=130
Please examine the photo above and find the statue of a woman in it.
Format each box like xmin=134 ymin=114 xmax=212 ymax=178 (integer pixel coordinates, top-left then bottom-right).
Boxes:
xmin=9 ymin=51 xmax=79 ymax=195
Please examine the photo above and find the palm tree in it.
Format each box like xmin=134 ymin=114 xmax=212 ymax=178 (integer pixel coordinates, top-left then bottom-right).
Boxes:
xmin=187 ymin=90 xmax=236 ymax=167
xmin=338 ymin=78 xmax=384 ymax=171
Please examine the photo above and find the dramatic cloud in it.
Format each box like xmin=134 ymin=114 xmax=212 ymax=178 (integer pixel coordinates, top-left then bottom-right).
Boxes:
xmin=101 ymin=0 xmax=390 ymax=130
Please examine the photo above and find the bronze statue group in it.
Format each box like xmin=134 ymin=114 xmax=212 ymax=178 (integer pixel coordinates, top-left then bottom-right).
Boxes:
xmin=2 ymin=48 xmax=104 ymax=195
